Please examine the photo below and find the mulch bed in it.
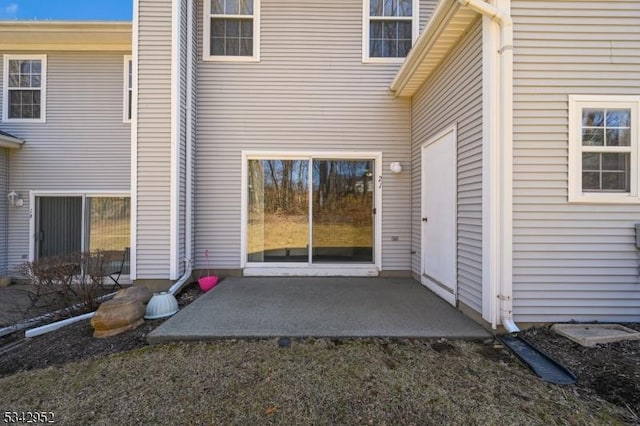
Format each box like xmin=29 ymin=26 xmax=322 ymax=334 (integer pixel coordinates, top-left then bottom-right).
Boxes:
xmin=1 ymin=288 xmax=639 ymax=421
xmin=520 ymin=323 xmax=640 ymax=420
xmin=0 ymin=282 xmax=202 ymax=378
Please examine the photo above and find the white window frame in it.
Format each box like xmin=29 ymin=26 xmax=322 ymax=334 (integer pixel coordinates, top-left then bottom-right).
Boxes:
xmin=123 ymin=55 xmax=132 ymax=123
xmin=362 ymin=0 xmax=419 ymax=64
xmin=203 ymin=0 xmax=261 ymax=62
xmin=240 ymin=151 xmax=383 ymax=276
xmin=2 ymin=54 xmax=47 ymax=123
xmin=568 ymin=95 xmax=640 ymax=204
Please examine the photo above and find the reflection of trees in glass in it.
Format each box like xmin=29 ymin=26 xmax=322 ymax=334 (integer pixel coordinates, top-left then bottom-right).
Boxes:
xmin=88 ymin=198 xmax=130 ymax=252
xmin=89 ymin=197 xmax=130 ymax=222
xmin=248 ymin=160 xmax=308 ymax=215
xmin=314 ymin=160 xmax=373 ymax=220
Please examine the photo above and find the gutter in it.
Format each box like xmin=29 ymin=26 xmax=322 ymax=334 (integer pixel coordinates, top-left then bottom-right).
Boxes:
xmin=458 ymin=0 xmax=518 ymax=333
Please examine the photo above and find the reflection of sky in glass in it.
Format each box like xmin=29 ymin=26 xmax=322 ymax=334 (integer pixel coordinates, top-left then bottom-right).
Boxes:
xmin=257 ymin=160 xmax=373 ymax=188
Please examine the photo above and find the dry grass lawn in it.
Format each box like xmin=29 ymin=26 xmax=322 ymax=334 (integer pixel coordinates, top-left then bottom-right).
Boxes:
xmin=0 ymin=339 xmax=627 ymax=425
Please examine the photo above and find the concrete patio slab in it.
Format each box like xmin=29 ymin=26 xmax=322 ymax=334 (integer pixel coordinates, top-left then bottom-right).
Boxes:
xmin=147 ymin=277 xmax=489 ymax=343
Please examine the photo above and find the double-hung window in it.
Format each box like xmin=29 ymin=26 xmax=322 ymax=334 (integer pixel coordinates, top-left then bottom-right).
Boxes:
xmin=3 ymin=55 xmax=47 ymax=122
xmin=364 ymin=0 xmax=418 ymax=62
xmin=204 ymin=0 xmax=260 ymax=61
xmin=569 ymin=95 xmax=640 ymax=203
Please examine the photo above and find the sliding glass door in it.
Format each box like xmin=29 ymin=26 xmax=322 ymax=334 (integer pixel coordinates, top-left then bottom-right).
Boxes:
xmin=312 ymin=160 xmax=374 ymax=263
xmin=247 ymin=160 xmax=309 ymax=262
xmin=36 ymin=195 xmax=130 ymax=273
xmin=247 ymin=156 xmax=375 ymax=265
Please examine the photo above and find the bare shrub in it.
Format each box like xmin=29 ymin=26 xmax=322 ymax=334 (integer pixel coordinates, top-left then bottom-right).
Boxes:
xmin=18 ymin=252 xmax=111 ymax=319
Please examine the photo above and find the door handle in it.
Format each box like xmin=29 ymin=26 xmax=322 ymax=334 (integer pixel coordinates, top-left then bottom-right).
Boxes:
xmin=422 ymin=217 xmax=428 ymax=222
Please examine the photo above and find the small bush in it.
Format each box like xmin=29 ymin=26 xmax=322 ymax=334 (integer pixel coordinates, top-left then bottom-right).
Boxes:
xmin=18 ymin=251 xmax=112 ymax=319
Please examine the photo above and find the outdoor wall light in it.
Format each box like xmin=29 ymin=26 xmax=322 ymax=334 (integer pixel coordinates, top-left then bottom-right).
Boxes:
xmin=7 ymin=191 xmax=23 ymax=207
xmin=390 ymin=162 xmax=402 ymax=174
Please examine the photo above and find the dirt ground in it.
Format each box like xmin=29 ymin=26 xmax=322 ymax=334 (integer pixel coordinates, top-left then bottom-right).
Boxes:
xmin=0 ymin=285 xmax=638 ymax=423
xmin=520 ymin=324 xmax=640 ymax=421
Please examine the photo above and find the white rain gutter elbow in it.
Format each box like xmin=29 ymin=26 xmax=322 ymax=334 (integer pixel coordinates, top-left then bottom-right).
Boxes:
xmin=502 ymin=317 xmax=519 ymax=334
xmin=459 ymin=0 xmax=518 ymax=333
xmin=457 ymin=0 xmax=510 ymax=27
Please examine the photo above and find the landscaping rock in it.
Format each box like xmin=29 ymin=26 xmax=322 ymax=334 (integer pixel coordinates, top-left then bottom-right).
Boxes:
xmin=91 ymin=296 xmax=145 ymax=338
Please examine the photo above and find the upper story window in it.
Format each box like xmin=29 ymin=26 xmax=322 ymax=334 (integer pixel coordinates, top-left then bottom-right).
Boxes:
xmin=569 ymin=95 xmax=640 ymax=203
xmin=3 ymin=55 xmax=47 ymax=123
xmin=124 ymin=56 xmax=132 ymax=122
xmin=364 ymin=0 xmax=418 ymax=63
xmin=204 ymin=0 xmax=260 ymax=62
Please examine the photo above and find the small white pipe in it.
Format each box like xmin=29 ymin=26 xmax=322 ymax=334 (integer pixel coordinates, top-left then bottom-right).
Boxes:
xmin=0 ymin=291 xmax=116 ymax=338
xmin=25 ymin=312 xmax=95 ymax=338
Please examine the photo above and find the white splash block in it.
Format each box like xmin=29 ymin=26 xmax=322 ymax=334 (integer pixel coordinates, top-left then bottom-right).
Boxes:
xmin=552 ymin=324 xmax=640 ymax=347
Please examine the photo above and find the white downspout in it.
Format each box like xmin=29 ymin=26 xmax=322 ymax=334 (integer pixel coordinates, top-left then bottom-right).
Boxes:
xmin=168 ymin=0 xmax=195 ymax=296
xmin=458 ymin=0 xmax=518 ymax=333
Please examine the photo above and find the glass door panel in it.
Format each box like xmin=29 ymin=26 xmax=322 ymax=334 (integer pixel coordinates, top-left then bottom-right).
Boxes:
xmin=86 ymin=197 xmax=131 ymax=274
xmin=312 ymin=159 xmax=374 ymax=263
xmin=247 ymin=159 xmax=309 ymax=262
xmin=37 ymin=197 xmax=82 ymax=259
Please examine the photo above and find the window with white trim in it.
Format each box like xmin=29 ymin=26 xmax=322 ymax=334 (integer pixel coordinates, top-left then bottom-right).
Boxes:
xmin=364 ymin=0 xmax=418 ymax=61
xmin=124 ymin=56 xmax=132 ymax=122
xmin=569 ymin=95 xmax=640 ymax=203
xmin=3 ymin=55 xmax=46 ymax=122
xmin=204 ymin=0 xmax=260 ymax=60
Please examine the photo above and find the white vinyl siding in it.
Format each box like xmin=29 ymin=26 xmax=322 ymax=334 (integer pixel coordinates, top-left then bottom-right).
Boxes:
xmin=136 ymin=0 xmax=173 ymax=279
xmin=411 ymin=18 xmax=483 ymax=313
xmin=512 ymin=0 xmax=640 ymax=322
xmin=178 ymin=0 xmax=191 ymax=276
xmin=194 ymin=0 xmax=437 ymax=273
xmin=0 ymin=51 xmax=131 ymax=273
xmin=0 ymin=149 xmax=7 ymax=276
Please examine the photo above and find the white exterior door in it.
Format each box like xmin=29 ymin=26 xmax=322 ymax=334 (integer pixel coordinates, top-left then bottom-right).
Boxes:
xmin=421 ymin=126 xmax=457 ymax=305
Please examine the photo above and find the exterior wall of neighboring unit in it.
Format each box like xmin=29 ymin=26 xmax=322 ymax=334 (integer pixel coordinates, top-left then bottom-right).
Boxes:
xmin=177 ymin=0 xmax=190 ymax=277
xmin=411 ymin=18 xmax=483 ymax=313
xmin=0 ymin=51 xmax=131 ymax=272
xmin=135 ymin=0 xmax=173 ymax=279
xmin=0 ymin=149 xmax=7 ymax=276
xmin=194 ymin=0 xmax=437 ymax=272
xmin=512 ymin=0 xmax=640 ymax=322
